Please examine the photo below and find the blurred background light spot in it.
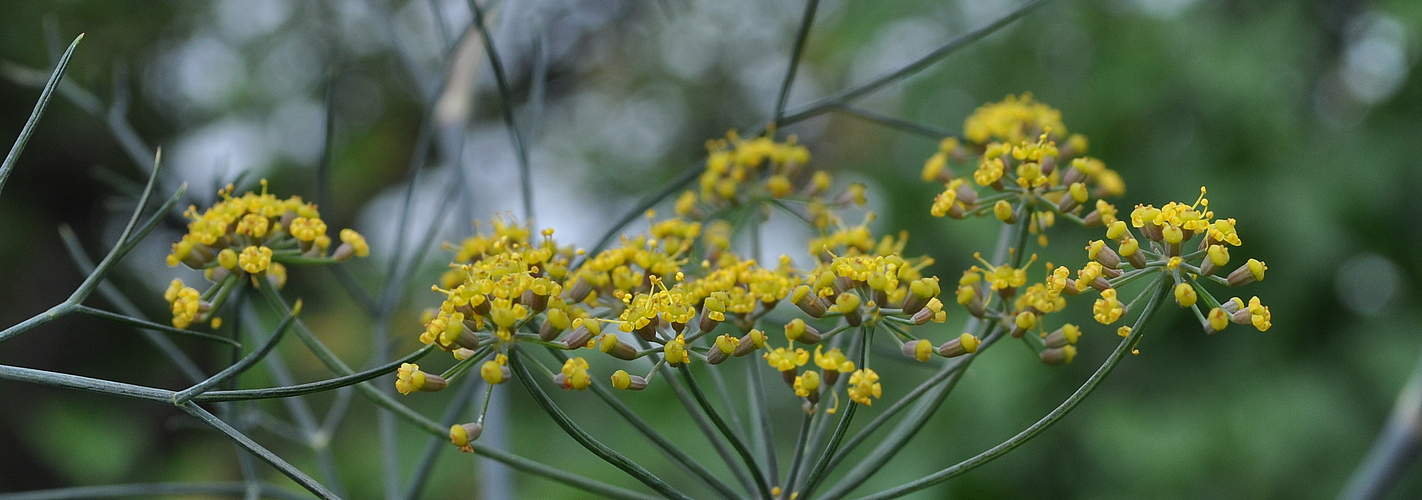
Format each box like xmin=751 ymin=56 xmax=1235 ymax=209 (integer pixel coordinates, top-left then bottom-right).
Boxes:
xmin=1129 ymin=0 xmax=1201 ymax=20
xmin=215 ymin=0 xmax=293 ymax=42
xmin=1334 ymin=252 xmax=1405 ymax=317
xmin=1340 ymin=13 xmax=1412 ymax=105
xmin=170 ymin=119 xmax=272 ymax=195
xmin=169 ymin=37 xmax=247 ymax=110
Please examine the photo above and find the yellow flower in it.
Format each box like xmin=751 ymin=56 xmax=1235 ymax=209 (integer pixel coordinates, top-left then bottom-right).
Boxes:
xmin=765 ymin=347 xmax=809 ymax=372
xmin=794 ymin=370 xmax=821 ymax=398
xmin=559 ymin=357 xmax=592 ymax=390
xmin=814 ymin=346 xmax=855 ymax=373
xmin=1092 ymin=288 xmax=1123 ymax=324
xmin=238 ymin=246 xmax=273 ymax=274
xmin=847 ymin=368 xmax=882 ymax=406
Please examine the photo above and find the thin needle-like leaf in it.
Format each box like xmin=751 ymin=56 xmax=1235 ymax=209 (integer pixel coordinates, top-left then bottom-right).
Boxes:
xmin=0 ymin=33 xmax=82 ymax=198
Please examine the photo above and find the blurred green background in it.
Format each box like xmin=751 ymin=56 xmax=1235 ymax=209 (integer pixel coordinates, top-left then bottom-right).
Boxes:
xmin=2 ymin=0 xmax=1421 ymax=498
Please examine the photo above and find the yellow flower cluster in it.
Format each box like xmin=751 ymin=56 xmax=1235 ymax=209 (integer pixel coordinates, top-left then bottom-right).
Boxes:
xmin=161 ymin=180 xmax=369 ymax=329
xmin=676 ymin=131 xmax=863 ymax=229
xmin=167 ymin=180 xmax=367 ymax=271
xmin=403 ymin=131 xmax=999 ymax=451
xmin=922 ymin=95 xmax=1125 ymax=246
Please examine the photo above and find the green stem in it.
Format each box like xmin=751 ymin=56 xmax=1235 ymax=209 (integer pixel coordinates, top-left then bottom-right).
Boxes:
xmin=679 ymin=365 xmax=774 ymax=499
xmin=546 ymin=349 xmax=744 ymax=500
xmin=74 ymin=305 xmax=239 ymax=347
xmin=778 ymin=0 xmax=1050 ymax=124
xmin=772 ymin=0 xmax=820 ymax=124
xmin=853 ymin=276 xmax=1172 ymax=500
xmin=179 ymin=403 xmax=339 ymax=500
xmin=194 ymin=346 xmax=435 ymax=403
xmin=0 ymin=482 xmax=309 ymax=500
xmin=172 ymin=304 xmax=301 ymax=404
xmin=0 ymin=34 xmax=82 ymax=198
xmin=509 ymin=349 xmax=691 ymax=500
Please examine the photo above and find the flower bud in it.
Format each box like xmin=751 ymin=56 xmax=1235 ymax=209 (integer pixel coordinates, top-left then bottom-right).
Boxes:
xmin=706 ymin=334 xmax=738 ymax=365
xmin=1043 ymin=324 xmax=1081 ymax=348
xmin=1227 ymin=259 xmax=1267 ymax=287
xmin=450 ymin=422 xmax=484 ymax=452
xmin=836 ymin=292 xmax=863 ymax=326
xmin=1174 ymin=283 xmax=1197 ymax=308
xmin=611 ymin=370 xmax=648 ymax=390
xmin=396 ymin=363 xmax=447 ymax=394
xmin=784 ymin=318 xmax=822 ymax=344
xmin=936 ymin=333 xmax=980 ymax=357
xmin=734 ymin=329 xmax=767 ymax=357
xmin=901 ymin=339 xmax=934 ymax=362
xmin=561 ymin=324 xmax=594 ymax=350
xmin=1039 ymin=345 xmax=1077 ymax=365
xmin=791 ymin=285 xmax=827 ymax=318
xmin=597 ymin=334 xmax=639 ymax=360
xmin=994 ymin=200 xmax=1018 ymax=224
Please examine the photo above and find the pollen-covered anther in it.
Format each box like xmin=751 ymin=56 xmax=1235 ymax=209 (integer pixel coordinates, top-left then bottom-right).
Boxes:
xmin=450 ymin=422 xmax=484 ymax=452
xmin=901 ymin=339 xmax=935 ymax=362
xmin=1227 ymin=259 xmax=1267 ymax=287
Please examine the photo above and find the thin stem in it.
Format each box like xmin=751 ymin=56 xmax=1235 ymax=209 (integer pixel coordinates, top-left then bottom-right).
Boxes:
xmin=0 ymin=33 xmax=82 ymax=198
xmin=72 ymin=306 xmax=238 ymax=347
xmin=509 ymin=348 xmax=692 ymax=500
xmin=0 ymin=364 xmax=173 ymax=402
xmin=831 ymin=105 xmax=958 ymax=140
xmin=772 ymin=0 xmax=820 ymax=124
xmin=779 ymin=0 xmax=1051 ymax=124
xmin=173 ymin=305 xmax=302 ymax=404
xmin=1339 ymin=343 xmax=1422 ymax=500
xmin=179 ymin=403 xmax=339 ymax=500
xmin=0 ymin=482 xmax=310 ymax=500
xmin=854 ymin=276 xmax=1172 ymax=500
xmin=401 ymin=376 xmax=482 ymax=500
xmin=678 ymin=365 xmax=774 ymax=499
xmin=780 ymin=411 xmax=814 ymax=500
xmin=57 ymin=226 xmax=207 ymax=383
xmin=467 ymin=0 xmax=535 ymax=222
xmin=546 ymin=349 xmax=743 ymax=500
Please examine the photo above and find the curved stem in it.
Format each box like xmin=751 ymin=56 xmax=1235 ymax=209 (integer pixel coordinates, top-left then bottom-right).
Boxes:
xmin=508 ymin=348 xmax=691 ymax=500
xmin=854 ymin=275 xmax=1171 ymax=500
xmin=679 ymin=365 xmax=774 ymax=499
